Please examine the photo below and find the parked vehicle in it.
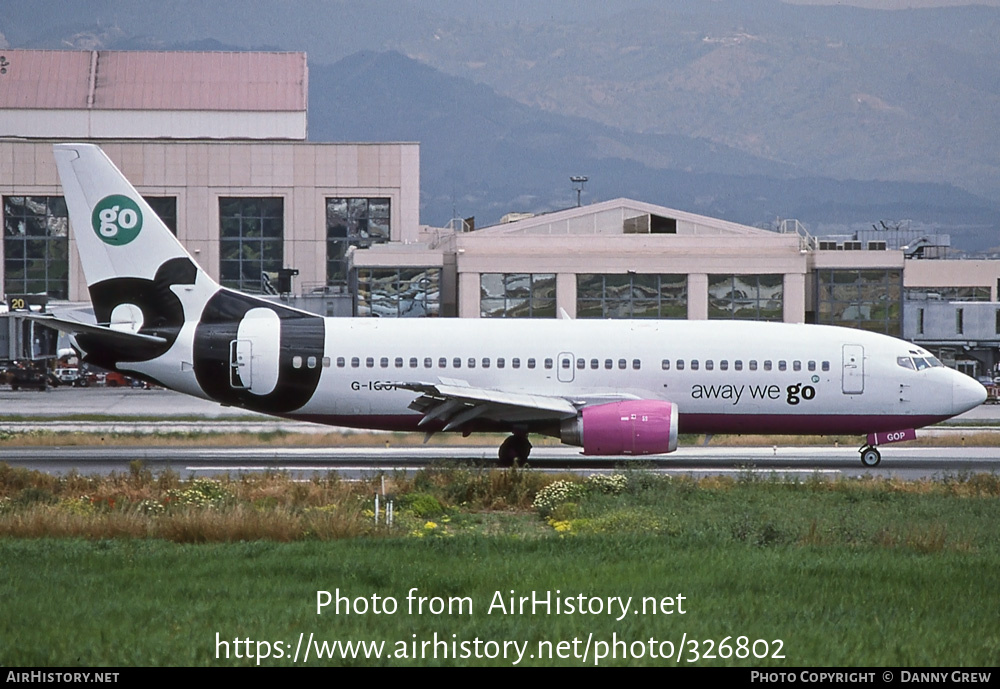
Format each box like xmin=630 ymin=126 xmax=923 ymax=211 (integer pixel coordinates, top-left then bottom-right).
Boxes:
xmin=986 ymin=384 xmax=1000 ymax=405
xmin=52 ymin=367 xmax=87 ymax=387
xmin=8 ymin=365 xmax=48 ymax=391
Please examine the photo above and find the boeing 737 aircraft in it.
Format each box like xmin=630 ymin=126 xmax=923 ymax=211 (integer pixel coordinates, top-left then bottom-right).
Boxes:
xmin=37 ymin=144 xmax=986 ymax=467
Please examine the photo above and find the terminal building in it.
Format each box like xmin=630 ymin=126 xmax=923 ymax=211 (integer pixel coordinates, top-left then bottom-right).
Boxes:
xmin=2 ymin=49 xmax=999 ymax=378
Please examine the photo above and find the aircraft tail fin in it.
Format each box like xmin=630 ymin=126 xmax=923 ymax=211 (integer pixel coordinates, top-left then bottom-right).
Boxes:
xmin=53 ymin=143 xmax=216 ymax=291
xmin=52 ymin=142 xmax=227 ymax=366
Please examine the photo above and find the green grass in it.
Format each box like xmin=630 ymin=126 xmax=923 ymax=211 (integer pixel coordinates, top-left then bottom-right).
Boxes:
xmin=2 ymin=537 xmax=998 ymax=666
xmin=1 ymin=465 xmax=999 ymax=666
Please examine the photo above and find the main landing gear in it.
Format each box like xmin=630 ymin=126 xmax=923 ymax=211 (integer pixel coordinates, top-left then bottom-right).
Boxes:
xmin=498 ymin=434 xmax=532 ymax=467
xmin=859 ymin=444 xmax=882 ymax=468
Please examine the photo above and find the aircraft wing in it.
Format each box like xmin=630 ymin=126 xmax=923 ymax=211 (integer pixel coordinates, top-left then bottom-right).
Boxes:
xmin=22 ymin=313 xmax=168 ymax=347
xmin=395 ymin=380 xmax=580 ymax=431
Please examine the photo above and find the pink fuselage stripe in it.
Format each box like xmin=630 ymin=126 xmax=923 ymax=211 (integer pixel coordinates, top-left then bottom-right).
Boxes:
xmin=284 ymin=412 xmax=947 ymax=437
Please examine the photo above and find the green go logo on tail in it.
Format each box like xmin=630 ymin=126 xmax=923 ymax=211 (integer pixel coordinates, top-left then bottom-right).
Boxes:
xmin=92 ymin=195 xmax=143 ymax=245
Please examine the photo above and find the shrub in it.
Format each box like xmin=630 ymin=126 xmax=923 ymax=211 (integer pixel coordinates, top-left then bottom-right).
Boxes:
xmin=399 ymin=492 xmax=445 ymax=518
xmin=532 ymin=480 xmax=586 ymax=518
xmin=532 ymin=474 xmax=628 ymax=518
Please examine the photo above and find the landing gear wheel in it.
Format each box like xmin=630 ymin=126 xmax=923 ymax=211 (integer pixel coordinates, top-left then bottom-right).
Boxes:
xmin=859 ymin=446 xmax=881 ymax=468
xmin=498 ymin=435 xmax=532 ymax=467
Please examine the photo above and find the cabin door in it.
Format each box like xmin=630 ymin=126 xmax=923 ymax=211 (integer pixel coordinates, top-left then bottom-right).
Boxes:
xmin=842 ymin=344 xmax=865 ymax=394
xmin=229 ymin=339 xmax=252 ymax=389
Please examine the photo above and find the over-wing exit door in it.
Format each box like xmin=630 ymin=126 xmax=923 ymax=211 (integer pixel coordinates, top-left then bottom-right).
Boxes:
xmin=557 ymin=352 xmax=575 ymax=383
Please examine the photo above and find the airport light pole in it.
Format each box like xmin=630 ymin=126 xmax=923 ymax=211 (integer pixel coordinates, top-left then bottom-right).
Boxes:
xmin=571 ymin=176 xmax=588 ymax=207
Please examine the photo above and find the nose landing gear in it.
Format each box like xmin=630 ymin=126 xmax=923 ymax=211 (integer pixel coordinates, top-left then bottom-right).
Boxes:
xmin=859 ymin=445 xmax=882 ymax=468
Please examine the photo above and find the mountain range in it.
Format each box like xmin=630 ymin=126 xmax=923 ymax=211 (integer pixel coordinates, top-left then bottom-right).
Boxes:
xmin=2 ymin=1 xmax=998 ymax=246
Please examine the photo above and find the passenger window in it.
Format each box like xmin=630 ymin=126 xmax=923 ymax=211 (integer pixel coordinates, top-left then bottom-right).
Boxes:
xmin=734 ymin=360 xmax=742 ymax=371
xmin=778 ymin=360 xmax=787 ymax=371
xmin=307 ymin=356 xmax=317 ymax=369
xmin=706 ymin=360 xmax=714 ymax=371
xmin=661 ymin=359 xmax=670 ymax=370
xmin=336 ymin=357 xmax=345 ymax=368
xmin=380 ymin=357 xmax=389 ymax=368
xmin=351 ymin=357 xmax=360 ymax=368
xmin=763 ymin=360 xmax=772 ymax=371
xmin=438 ymin=358 xmax=447 ymax=368
xmin=468 ymin=358 xmax=477 ymax=369
xmin=292 ymin=356 xmax=302 ymax=369
xmin=793 ymin=360 xmax=801 ymax=372
xmin=512 ymin=358 xmax=521 ymax=369
xmin=576 ymin=358 xmax=585 ymax=370
xmin=394 ymin=357 xmax=403 ymax=368
xmin=543 ymin=358 xmax=552 ymax=369
xmin=408 ymin=358 xmax=417 ymax=368
xmin=605 ymin=359 xmax=613 ymax=370
xmin=691 ymin=360 xmax=700 ymax=371
xmin=720 ymin=360 xmax=728 ymax=371
xmin=821 ymin=361 xmax=830 ymax=372
xmin=632 ymin=359 xmax=641 ymax=370
xmin=497 ymin=358 xmax=505 ymax=368
xmin=529 ymin=358 xmax=537 ymax=369
xmin=366 ymin=357 xmax=374 ymax=368
xmin=590 ymin=359 xmax=599 ymax=370
xmin=453 ymin=358 xmax=462 ymax=368
xmin=482 ymin=358 xmax=491 ymax=368
xmin=618 ymin=359 xmax=627 ymax=370
xmin=424 ymin=358 xmax=432 ymax=368
xmin=749 ymin=360 xmax=757 ymax=371
xmin=808 ymin=361 xmax=816 ymax=372
xmin=676 ymin=360 xmax=685 ymax=371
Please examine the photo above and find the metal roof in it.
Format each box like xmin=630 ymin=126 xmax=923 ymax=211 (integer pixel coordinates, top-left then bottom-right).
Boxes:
xmin=0 ymin=50 xmax=307 ymax=111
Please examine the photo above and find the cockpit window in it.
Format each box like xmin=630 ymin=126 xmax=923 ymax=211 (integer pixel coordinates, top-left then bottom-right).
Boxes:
xmin=897 ymin=356 xmax=915 ymax=370
xmin=913 ymin=357 xmax=931 ymax=370
xmin=927 ymin=356 xmax=944 ymax=368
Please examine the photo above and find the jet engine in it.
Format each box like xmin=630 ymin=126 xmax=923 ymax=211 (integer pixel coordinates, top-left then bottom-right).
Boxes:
xmin=560 ymin=400 xmax=679 ymax=455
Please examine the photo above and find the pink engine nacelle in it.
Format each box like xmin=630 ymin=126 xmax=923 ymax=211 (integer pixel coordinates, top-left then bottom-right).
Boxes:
xmin=560 ymin=400 xmax=679 ymax=456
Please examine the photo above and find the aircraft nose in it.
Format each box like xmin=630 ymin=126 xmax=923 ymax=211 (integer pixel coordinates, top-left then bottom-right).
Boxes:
xmin=952 ymin=373 xmax=987 ymax=413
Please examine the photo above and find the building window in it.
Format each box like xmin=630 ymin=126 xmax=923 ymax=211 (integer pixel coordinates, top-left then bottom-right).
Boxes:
xmin=905 ymin=286 xmax=991 ymax=302
xmin=356 ymin=268 xmax=441 ymax=317
xmin=577 ymin=274 xmax=686 ymax=318
xmin=3 ymin=196 xmax=69 ymax=299
xmin=708 ymin=274 xmax=783 ymax=321
xmin=480 ymin=273 xmax=556 ymax=318
xmin=219 ymin=198 xmax=284 ymax=293
xmin=956 ymin=308 xmax=964 ymax=335
xmin=144 ymin=196 xmax=177 ymax=235
xmin=816 ymin=269 xmax=902 ymax=336
xmin=327 ymin=198 xmax=390 ymax=285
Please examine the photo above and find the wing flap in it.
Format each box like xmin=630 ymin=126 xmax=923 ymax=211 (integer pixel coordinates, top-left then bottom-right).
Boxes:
xmin=394 ymin=381 xmax=579 ymax=432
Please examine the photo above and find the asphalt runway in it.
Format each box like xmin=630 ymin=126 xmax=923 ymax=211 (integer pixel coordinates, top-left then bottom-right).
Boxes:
xmin=2 ymin=386 xmax=999 ymax=479
xmin=3 ymin=445 xmax=999 ymax=480
xmin=0 ymin=386 xmax=264 ymax=419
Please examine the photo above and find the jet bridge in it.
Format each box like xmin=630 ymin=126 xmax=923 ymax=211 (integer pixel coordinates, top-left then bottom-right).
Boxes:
xmin=0 ymin=295 xmax=59 ymax=362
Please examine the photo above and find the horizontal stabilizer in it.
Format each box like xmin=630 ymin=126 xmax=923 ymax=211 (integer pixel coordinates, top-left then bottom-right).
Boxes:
xmin=24 ymin=313 xmax=168 ymax=347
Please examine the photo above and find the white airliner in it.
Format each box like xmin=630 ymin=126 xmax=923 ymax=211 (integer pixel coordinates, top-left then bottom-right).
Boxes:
xmin=37 ymin=144 xmax=986 ymax=467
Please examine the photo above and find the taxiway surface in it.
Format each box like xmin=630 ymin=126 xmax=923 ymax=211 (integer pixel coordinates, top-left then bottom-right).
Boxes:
xmin=1 ymin=387 xmax=999 ymax=479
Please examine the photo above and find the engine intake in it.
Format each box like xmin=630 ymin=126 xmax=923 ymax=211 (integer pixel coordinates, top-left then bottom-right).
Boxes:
xmin=560 ymin=400 xmax=679 ymax=455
